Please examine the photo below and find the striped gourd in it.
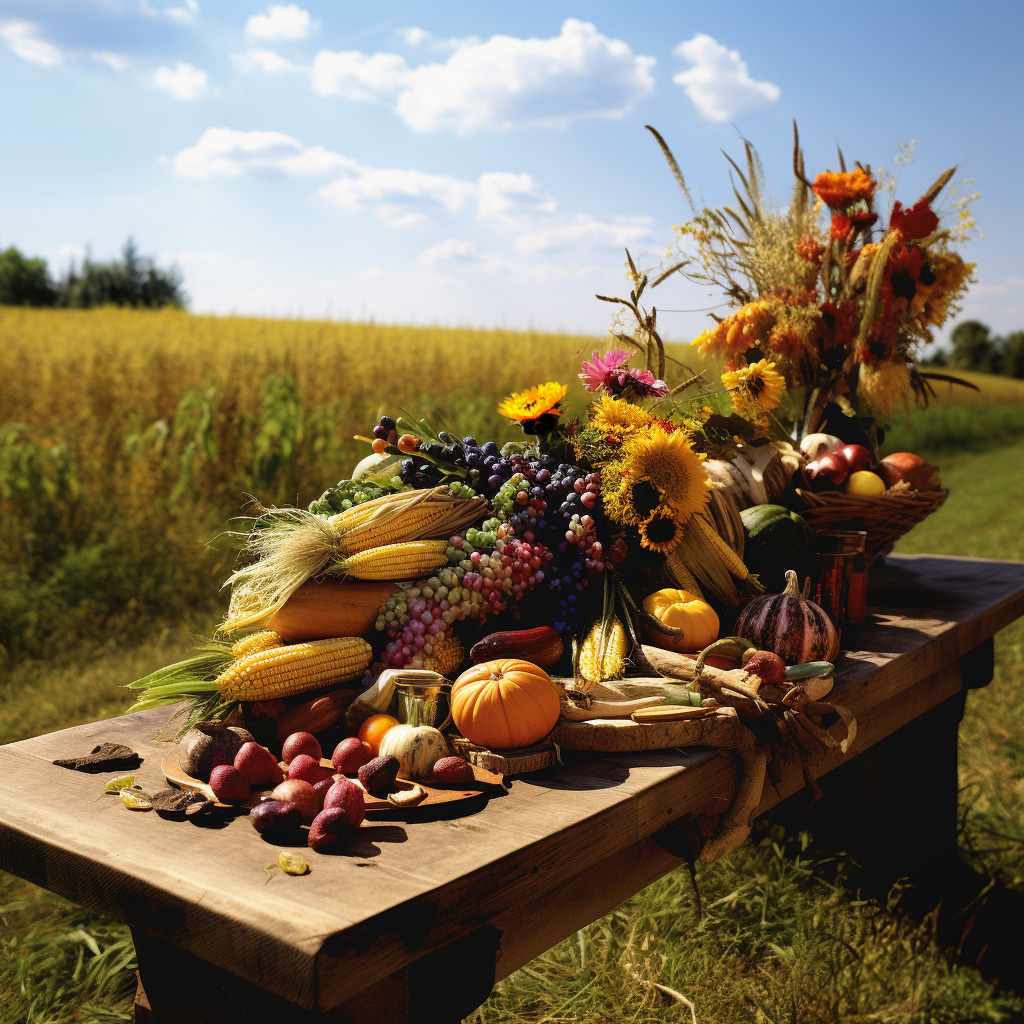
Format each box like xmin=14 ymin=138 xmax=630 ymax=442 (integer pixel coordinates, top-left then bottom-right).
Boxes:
xmin=578 ymin=616 xmax=627 ymax=685
xmin=334 ymin=540 xmax=448 ymax=581
xmin=230 ymin=630 xmax=284 ymax=659
xmin=733 ymin=570 xmax=839 ymax=665
xmin=216 ymin=637 xmax=373 ymax=701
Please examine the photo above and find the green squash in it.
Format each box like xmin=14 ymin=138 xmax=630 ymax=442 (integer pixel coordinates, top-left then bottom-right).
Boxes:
xmin=740 ymin=505 xmax=814 ymax=591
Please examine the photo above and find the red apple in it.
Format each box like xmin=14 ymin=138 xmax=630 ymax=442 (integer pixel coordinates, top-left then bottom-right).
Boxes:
xmin=839 ymin=444 xmax=872 ymax=473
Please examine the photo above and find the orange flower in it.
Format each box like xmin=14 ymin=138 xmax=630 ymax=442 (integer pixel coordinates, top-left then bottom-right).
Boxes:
xmin=813 ymin=169 xmax=876 ymax=209
xmin=795 ymin=234 xmax=824 ymax=264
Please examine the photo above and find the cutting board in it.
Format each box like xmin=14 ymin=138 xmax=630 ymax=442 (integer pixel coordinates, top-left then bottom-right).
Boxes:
xmin=553 ymin=710 xmax=742 ymax=752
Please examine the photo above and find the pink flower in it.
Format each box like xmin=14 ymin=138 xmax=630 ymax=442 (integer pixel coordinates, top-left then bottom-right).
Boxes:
xmin=579 ymin=349 xmax=630 ymax=391
xmin=609 ymin=368 xmax=669 ymax=398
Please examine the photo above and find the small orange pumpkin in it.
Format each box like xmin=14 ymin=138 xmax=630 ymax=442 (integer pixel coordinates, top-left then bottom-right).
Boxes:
xmin=451 ymin=659 xmax=560 ymax=750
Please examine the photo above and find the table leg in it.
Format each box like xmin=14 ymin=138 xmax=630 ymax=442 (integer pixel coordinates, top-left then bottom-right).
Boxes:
xmin=133 ymin=926 xmax=498 ymax=1024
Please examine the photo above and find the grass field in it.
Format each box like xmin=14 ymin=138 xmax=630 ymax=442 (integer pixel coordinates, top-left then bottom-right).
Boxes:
xmin=2 ymin=310 xmax=1024 ymax=1023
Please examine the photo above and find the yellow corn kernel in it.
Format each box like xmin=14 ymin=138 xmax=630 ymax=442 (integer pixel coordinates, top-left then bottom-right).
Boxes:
xmin=429 ymin=633 xmax=464 ymax=676
xmin=578 ymin=617 xmax=627 ymax=685
xmin=694 ymin=514 xmax=749 ymax=579
xmin=333 ymin=503 xmax=452 ymax=556
xmin=216 ymin=637 xmax=372 ymax=701
xmin=334 ymin=540 xmax=449 ymax=581
xmin=664 ymin=551 xmax=706 ymax=599
xmin=230 ymin=630 xmax=284 ymax=659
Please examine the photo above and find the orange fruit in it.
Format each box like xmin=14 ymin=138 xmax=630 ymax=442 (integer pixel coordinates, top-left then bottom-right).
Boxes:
xmin=357 ymin=714 xmax=400 ymax=755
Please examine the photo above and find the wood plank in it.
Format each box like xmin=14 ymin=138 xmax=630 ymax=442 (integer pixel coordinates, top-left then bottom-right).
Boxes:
xmin=0 ymin=554 xmax=1021 ymax=1013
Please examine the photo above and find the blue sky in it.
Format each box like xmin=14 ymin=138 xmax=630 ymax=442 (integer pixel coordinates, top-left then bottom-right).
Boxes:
xmin=1 ymin=0 xmax=1022 ymax=345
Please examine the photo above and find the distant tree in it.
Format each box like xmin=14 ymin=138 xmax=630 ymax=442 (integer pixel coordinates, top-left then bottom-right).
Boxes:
xmin=949 ymin=320 xmax=1000 ymax=373
xmin=58 ymin=238 xmax=187 ymax=309
xmin=1001 ymin=331 xmax=1024 ymax=379
xmin=921 ymin=347 xmax=948 ymax=367
xmin=0 ymin=246 xmax=57 ymax=306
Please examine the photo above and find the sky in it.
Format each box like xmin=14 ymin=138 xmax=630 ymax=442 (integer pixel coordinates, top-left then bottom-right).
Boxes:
xmin=1 ymin=0 xmax=1022 ymax=346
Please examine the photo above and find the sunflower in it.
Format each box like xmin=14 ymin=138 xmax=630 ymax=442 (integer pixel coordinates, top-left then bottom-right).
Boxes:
xmin=589 ymin=396 xmax=653 ymax=436
xmin=497 ymin=381 xmax=569 ymax=423
xmin=721 ymin=359 xmax=786 ymax=422
xmin=601 ymin=464 xmax=655 ymax=527
xmin=619 ymin=428 xmax=711 ymax=525
xmin=639 ymin=512 xmax=681 ymax=554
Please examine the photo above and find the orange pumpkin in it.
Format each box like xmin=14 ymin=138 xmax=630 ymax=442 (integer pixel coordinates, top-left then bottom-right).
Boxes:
xmin=642 ymin=588 xmax=719 ymax=653
xmin=451 ymin=659 xmax=560 ymax=750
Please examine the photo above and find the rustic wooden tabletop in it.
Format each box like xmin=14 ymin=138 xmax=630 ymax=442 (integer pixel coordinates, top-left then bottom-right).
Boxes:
xmin=1 ymin=553 xmax=1023 ymax=1024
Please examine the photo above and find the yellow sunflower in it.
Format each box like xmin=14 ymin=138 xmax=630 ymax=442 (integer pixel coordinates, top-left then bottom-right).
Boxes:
xmin=589 ymin=396 xmax=653 ymax=436
xmin=619 ymin=428 xmax=711 ymax=525
xmin=601 ymin=461 xmax=658 ymax=527
xmin=497 ymin=381 xmax=569 ymax=422
xmin=721 ymin=359 xmax=786 ymax=421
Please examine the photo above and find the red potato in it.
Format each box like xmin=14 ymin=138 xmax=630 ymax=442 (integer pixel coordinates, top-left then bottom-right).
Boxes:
xmin=234 ymin=742 xmax=284 ymax=788
xmin=332 ymin=737 xmax=373 ymax=774
xmin=288 ymin=753 xmax=331 ymax=785
xmin=209 ymin=765 xmax=251 ymax=803
xmin=281 ymin=731 xmax=321 ymax=765
xmin=249 ymin=800 xmax=302 ymax=840
xmin=323 ymin=779 xmax=365 ymax=827
xmin=308 ymin=808 xmax=356 ymax=853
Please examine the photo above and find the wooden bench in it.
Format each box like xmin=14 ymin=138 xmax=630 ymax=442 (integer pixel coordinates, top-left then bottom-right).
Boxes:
xmin=1 ymin=554 xmax=1022 ymax=1023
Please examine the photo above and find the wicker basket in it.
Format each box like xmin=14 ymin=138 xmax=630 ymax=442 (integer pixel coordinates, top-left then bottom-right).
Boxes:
xmin=795 ymin=488 xmax=948 ymax=560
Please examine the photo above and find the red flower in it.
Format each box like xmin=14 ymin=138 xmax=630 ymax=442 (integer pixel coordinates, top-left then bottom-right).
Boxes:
xmin=890 ymin=200 xmax=939 ymax=240
xmin=830 ymin=213 xmax=852 ymax=240
xmin=795 ymin=234 xmax=824 ymax=264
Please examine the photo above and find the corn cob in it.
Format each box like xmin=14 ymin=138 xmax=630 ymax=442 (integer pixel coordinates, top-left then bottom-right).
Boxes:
xmin=663 ymin=551 xmax=705 ymax=599
xmin=216 ymin=637 xmax=372 ymax=701
xmin=429 ymin=633 xmax=464 ymax=676
xmin=331 ymin=487 xmax=489 ymax=555
xmin=230 ymin=630 xmax=284 ymax=659
xmin=333 ymin=540 xmax=449 ymax=581
xmin=578 ymin=616 xmax=627 ymax=686
xmin=223 ymin=487 xmax=489 ymax=632
xmin=693 ymin=514 xmax=750 ymax=579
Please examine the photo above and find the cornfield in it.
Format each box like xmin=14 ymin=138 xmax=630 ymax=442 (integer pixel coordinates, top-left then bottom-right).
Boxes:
xmin=0 ymin=308 xmax=619 ymax=659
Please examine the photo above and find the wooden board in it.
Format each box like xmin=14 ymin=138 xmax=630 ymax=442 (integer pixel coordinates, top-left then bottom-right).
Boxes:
xmin=161 ymin=751 xmax=504 ymax=812
xmin=553 ymin=711 xmax=741 ymax=751
xmin=0 ymin=554 xmax=1022 ymax=1015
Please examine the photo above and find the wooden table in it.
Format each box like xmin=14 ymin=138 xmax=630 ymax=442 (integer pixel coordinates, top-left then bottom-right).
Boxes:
xmin=2 ymin=554 xmax=1023 ymax=1023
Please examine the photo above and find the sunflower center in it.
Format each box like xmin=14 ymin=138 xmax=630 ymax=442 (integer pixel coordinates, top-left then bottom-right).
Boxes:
xmin=630 ymin=480 xmax=663 ymax=518
xmin=645 ymin=515 xmax=678 ymax=544
xmin=746 ymin=373 xmax=767 ymax=397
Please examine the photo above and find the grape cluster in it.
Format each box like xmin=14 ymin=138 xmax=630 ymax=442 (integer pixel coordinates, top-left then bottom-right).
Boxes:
xmin=308 ymin=478 xmax=394 ymax=516
xmin=375 ymin=533 xmax=552 ymax=669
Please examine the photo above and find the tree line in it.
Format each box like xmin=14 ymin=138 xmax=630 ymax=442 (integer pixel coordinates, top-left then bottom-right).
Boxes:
xmin=928 ymin=320 xmax=1024 ymax=378
xmin=0 ymin=239 xmax=186 ymax=309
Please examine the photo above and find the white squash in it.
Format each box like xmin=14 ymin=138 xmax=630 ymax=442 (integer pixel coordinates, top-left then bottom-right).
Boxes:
xmin=378 ymin=724 xmax=450 ymax=778
xmin=799 ymin=433 xmax=843 ymax=461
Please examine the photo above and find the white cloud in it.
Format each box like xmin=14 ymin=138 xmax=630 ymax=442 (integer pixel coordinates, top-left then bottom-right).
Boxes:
xmin=515 ymin=213 xmax=654 ymax=254
xmin=477 ymin=172 xmax=557 ymax=228
xmin=312 ymin=19 xmax=656 ymax=134
xmin=418 ymin=239 xmax=484 ymax=266
xmin=151 ymin=61 xmax=209 ymax=100
xmin=246 ymin=4 xmax=317 ymax=42
xmin=232 ymin=48 xmax=304 ymax=75
xmin=311 ymin=50 xmax=409 ymax=101
xmin=166 ymin=0 xmax=199 ymax=25
xmin=319 ymin=168 xmax=476 ymax=228
xmin=672 ymin=34 xmax=779 ymax=122
xmin=173 ymin=128 xmax=356 ymax=178
xmin=0 ymin=21 xmax=64 ymax=67
xmin=92 ymin=51 xmax=130 ymax=72
xmin=394 ymin=26 xmax=479 ymax=52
